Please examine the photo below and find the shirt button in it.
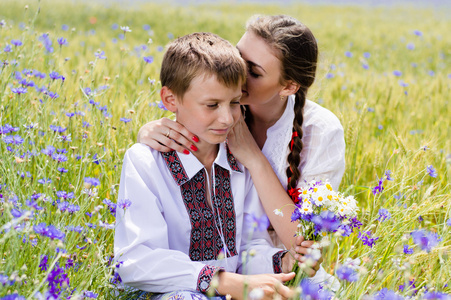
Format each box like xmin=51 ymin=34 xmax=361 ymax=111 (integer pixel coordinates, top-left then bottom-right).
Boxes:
xmin=200 ymin=281 xmax=209 ymax=290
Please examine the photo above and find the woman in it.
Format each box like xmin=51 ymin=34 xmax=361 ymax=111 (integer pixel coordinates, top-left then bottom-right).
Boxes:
xmin=138 ymin=15 xmax=345 ymax=287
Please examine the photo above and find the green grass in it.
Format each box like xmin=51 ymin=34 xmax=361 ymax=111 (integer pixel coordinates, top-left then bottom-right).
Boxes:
xmin=0 ymin=0 xmax=450 ymax=298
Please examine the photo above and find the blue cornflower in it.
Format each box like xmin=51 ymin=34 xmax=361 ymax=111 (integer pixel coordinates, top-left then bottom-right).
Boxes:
xmin=427 ymin=165 xmax=437 ymax=178
xmin=358 ymin=231 xmax=379 ymax=248
xmin=3 ymin=135 xmax=24 ymax=145
xmin=42 ymin=145 xmax=56 ymax=156
xmin=326 ymin=73 xmax=334 ymax=79
xmin=84 ymin=177 xmax=100 ymax=187
xmin=373 ymin=288 xmax=404 ymax=300
xmin=49 ymin=71 xmax=62 ymax=80
xmin=39 ymin=33 xmax=54 ymax=53
xmin=312 ymin=210 xmax=340 ymax=234
xmin=362 ymin=63 xmax=369 ymax=70
xmin=57 ymin=167 xmax=68 ymax=173
xmin=336 ymin=265 xmax=359 ymax=282
xmin=66 ymin=225 xmax=84 ymax=233
xmin=62 ymin=24 xmax=69 ymax=31
xmin=37 ymin=178 xmax=52 ymax=184
xmin=120 ymin=117 xmax=132 ymax=123
xmin=143 ymin=56 xmax=154 ymax=63
xmin=299 ymin=279 xmax=333 ymax=300
xmin=245 ymin=213 xmax=269 ymax=232
xmin=411 ymin=229 xmax=441 ymax=253
xmin=393 ymin=70 xmax=402 ymax=77
xmin=83 ymin=291 xmax=98 ymax=298
xmin=403 ymin=245 xmax=414 ymax=255
xmin=39 ymin=255 xmax=49 ymax=271
xmin=377 ymin=208 xmax=391 ymax=222
xmin=3 ymin=44 xmax=12 ymax=52
xmin=447 ymin=218 xmax=451 ymax=226
xmin=413 ymin=30 xmax=423 ymax=36
xmin=0 ymin=294 xmax=26 ymax=300
xmin=399 ymin=80 xmax=409 ymax=87
xmin=103 ymin=198 xmax=117 ymax=215
xmin=95 ymin=50 xmax=107 ymax=59
xmin=49 ymin=125 xmax=67 ymax=133
xmin=65 ymin=112 xmax=75 ymax=118
xmin=83 ymin=121 xmax=92 ymax=128
xmin=57 ymin=37 xmax=68 ymax=46
xmin=422 ymin=291 xmax=450 ymax=299
xmin=363 ymin=52 xmax=371 ymax=58
xmin=372 ymin=177 xmax=385 ymax=195
xmin=11 ymin=39 xmax=23 ymax=47
xmin=52 ymin=153 xmax=68 ymax=163
xmin=56 ymin=191 xmax=74 ymax=200
xmin=399 ymin=280 xmax=417 ymax=295
xmin=34 ymin=223 xmax=65 ymax=241
xmin=11 ymin=208 xmax=23 ymax=218
xmin=345 ymin=51 xmax=353 ymax=58
xmin=384 ymin=170 xmax=393 ymax=181
xmin=11 ymin=87 xmax=28 ymax=94
xmin=349 ymin=216 xmax=362 ymax=230
xmin=407 ymin=43 xmax=415 ymax=50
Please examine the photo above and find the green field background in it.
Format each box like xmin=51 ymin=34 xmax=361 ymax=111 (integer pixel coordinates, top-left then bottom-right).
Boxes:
xmin=0 ymin=0 xmax=450 ymax=298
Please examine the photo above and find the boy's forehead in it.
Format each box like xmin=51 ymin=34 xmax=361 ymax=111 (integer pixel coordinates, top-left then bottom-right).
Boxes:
xmin=181 ymin=73 xmax=242 ymax=101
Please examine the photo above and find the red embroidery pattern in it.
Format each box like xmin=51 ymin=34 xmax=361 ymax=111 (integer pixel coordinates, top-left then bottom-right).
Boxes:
xmin=226 ymin=144 xmax=241 ymax=172
xmin=162 ymin=151 xmax=237 ymax=262
xmin=197 ymin=265 xmax=223 ymax=293
xmin=272 ymin=250 xmax=288 ymax=274
xmin=161 ymin=151 xmax=189 ymax=185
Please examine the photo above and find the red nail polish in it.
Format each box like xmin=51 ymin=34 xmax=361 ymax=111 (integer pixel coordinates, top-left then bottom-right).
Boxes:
xmin=190 ymin=145 xmax=198 ymax=151
xmin=183 ymin=149 xmax=190 ymax=155
xmin=192 ymin=136 xmax=199 ymax=143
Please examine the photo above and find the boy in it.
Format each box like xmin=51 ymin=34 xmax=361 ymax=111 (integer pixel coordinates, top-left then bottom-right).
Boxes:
xmin=114 ymin=32 xmax=295 ymax=300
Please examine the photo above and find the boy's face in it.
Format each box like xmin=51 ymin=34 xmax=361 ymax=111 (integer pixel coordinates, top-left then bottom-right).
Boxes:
xmin=167 ymin=74 xmax=242 ymax=145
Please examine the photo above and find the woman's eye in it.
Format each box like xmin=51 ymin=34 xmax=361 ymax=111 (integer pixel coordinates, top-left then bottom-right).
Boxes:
xmin=248 ymin=68 xmax=261 ymax=78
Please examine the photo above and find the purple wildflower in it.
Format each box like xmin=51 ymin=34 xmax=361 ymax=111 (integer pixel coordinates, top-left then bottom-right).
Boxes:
xmin=11 ymin=39 xmax=23 ymax=47
xmin=95 ymin=50 xmax=106 ymax=59
xmin=413 ymin=30 xmax=423 ymax=36
xmin=411 ymin=229 xmax=441 ymax=253
xmin=52 ymin=153 xmax=68 ymax=163
xmin=358 ymin=231 xmax=379 ymax=248
xmin=336 ymin=265 xmax=359 ymax=282
xmin=11 ymin=87 xmax=28 ymax=94
xmin=345 ymin=51 xmax=353 ymax=58
xmin=299 ymin=279 xmax=333 ymax=300
xmin=312 ymin=210 xmax=340 ymax=234
xmin=399 ymin=280 xmax=417 ymax=296
xmin=446 ymin=218 xmax=451 ymax=226
xmin=0 ymin=294 xmax=26 ymax=300
xmin=82 ymin=291 xmax=99 ymax=298
xmin=34 ymin=223 xmax=65 ymax=241
xmin=403 ymin=245 xmax=414 ymax=255
xmin=84 ymin=177 xmax=100 ymax=187
xmin=3 ymin=44 xmax=12 ymax=52
xmin=372 ymin=177 xmax=385 ymax=195
xmin=57 ymin=37 xmax=68 ymax=46
xmin=427 ymin=165 xmax=437 ymax=178
xmin=143 ymin=56 xmax=154 ymax=63
xmin=393 ymin=70 xmax=402 ymax=77
xmin=377 ymin=208 xmax=391 ymax=222
xmin=363 ymin=52 xmax=371 ymax=58
xmin=422 ymin=291 xmax=450 ymax=299
xmin=245 ymin=213 xmax=269 ymax=232
xmin=374 ymin=288 xmax=403 ymax=300
xmin=49 ymin=71 xmax=62 ymax=80
xmin=39 ymin=255 xmax=49 ymax=271
xmin=326 ymin=73 xmax=334 ymax=79
xmin=103 ymin=198 xmax=117 ymax=215
xmin=120 ymin=117 xmax=132 ymax=123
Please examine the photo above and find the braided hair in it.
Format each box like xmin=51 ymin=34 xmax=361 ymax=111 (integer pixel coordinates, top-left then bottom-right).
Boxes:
xmin=246 ymin=15 xmax=318 ymax=199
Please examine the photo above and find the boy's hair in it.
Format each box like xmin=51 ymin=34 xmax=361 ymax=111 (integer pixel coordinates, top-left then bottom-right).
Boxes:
xmin=160 ymin=32 xmax=247 ymax=99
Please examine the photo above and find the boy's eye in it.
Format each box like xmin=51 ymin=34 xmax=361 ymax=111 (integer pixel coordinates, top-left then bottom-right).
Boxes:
xmin=206 ymin=103 xmax=218 ymax=108
xmin=231 ymin=101 xmax=240 ymax=105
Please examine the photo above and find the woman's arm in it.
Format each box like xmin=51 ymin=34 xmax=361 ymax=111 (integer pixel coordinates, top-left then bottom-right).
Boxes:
xmin=137 ymin=117 xmax=199 ymax=154
xmin=228 ymin=117 xmax=300 ymax=249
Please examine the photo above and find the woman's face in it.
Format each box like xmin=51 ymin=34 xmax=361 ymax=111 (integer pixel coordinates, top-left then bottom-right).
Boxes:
xmin=236 ymin=31 xmax=285 ymax=106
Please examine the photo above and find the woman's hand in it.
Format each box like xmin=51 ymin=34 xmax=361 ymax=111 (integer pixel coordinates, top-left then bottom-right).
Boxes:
xmin=217 ymin=271 xmax=295 ymax=300
xmin=227 ymin=115 xmax=263 ymax=168
xmin=137 ymin=117 xmax=198 ymax=154
xmin=282 ymin=236 xmax=322 ymax=277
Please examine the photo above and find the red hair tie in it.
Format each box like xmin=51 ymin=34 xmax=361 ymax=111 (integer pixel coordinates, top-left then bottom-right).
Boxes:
xmin=290 ymin=131 xmax=298 ymax=151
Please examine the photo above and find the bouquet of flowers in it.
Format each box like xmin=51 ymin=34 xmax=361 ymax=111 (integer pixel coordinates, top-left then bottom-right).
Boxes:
xmin=284 ymin=180 xmax=360 ymax=287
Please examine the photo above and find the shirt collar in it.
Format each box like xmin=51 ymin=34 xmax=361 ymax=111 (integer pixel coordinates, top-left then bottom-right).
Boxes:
xmin=163 ymin=142 xmax=242 ymax=187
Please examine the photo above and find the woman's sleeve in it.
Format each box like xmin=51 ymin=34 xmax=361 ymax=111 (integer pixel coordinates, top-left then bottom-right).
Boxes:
xmin=114 ymin=145 xmax=222 ymax=293
xmin=237 ymin=173 xmax=286 ymax=275
xmin=298 ymin=118 xmax=346 ymax=191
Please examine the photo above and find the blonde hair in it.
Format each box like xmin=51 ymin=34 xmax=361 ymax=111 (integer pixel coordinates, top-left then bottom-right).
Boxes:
xmin=160 ymin=32 xmax=247 ymax=99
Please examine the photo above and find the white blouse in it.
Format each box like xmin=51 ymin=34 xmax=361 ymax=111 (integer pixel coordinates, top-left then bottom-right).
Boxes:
xmin=114 ymin=143 xmax=284 ymax=294
xmin=262 ymin=95 xmax=346 ymax=191
xmin=262 ymin=96 xmax=345 ymax=291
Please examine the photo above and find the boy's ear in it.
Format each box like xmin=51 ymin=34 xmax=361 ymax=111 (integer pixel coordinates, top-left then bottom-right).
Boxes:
xmin=279 ymin=80 xmax=300 ymax=97
xmin=160 ymin=86 xmax=178 ymax=113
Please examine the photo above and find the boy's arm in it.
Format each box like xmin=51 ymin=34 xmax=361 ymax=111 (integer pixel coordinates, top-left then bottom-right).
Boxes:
xmin=114 ymin=144 xmax=221 ymax=293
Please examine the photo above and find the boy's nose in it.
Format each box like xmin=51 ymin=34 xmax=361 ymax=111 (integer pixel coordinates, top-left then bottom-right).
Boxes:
xmin=218 ymin=107 xmax=234 ymax=126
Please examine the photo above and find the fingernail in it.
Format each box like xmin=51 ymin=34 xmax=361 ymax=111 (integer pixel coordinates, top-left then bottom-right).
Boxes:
xmin=192 ymin=136 xmax=199 ymax=143
xmin=190 ymin=145 xmax=198 ymax=151
xmin=183 ymin=149 xmax=190 ymax=155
